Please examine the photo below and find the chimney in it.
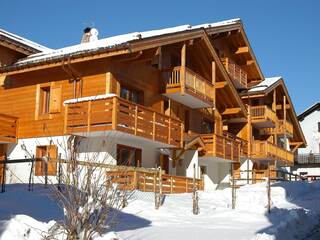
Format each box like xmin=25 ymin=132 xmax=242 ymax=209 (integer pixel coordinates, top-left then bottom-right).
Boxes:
xmin=81 ymin=27 xmax=99 ymax=43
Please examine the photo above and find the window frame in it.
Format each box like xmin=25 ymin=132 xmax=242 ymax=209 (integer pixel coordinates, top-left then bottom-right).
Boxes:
xmin=120 ymin=84 xmax=143 ymax=105
xmin=116 ymin=144 xmax=142 ymax=167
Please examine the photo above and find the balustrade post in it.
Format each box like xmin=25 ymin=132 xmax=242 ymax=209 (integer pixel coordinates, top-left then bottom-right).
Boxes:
xmin=153 ymin=112 xmax=156 ymax=141
xmin=168 ymin=118 xmax=171 ymax=145
xmin=64 ymin=104 xmax=68 ymax=134
xmin=87 ymin=101 xmax=92 ymax=132
xmin=112 ymin=97 xmax=118 ymax=130
xmin=134 ymin=105 xmax=138 ymax=135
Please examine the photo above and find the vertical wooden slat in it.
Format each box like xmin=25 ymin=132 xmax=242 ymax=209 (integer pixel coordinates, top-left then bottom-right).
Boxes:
xmin=134 ymin=105 xmax=138 ymax=135
xmin=153 ymin=112 xmax=156 ymax=141
xmin=181 ymin=43 xmax=186 ymax=95
xmin=170 ymin=176 xmax=173 ymax=194
xmin=64 ymin=104 xmax=68 ymax=134
xmin=87 ymin=101 xmax=91 ymax=132
xmin=168 ymin=118 xmax=171 ymax=145
xmin=112 ymin=97 xmax=118 ymax=130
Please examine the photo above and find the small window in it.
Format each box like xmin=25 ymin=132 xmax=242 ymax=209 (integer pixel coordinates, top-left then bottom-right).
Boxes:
xmin=35 ymin=145 xmax=58 ymax=176
xmin=201 ymin=118 xmax=214 ymax=134
xmin=120 ymin=85 xmax=143 ymax=104
xmin=36 ymin=84 xmax=62 ymax=119
xmin=318 ymin=122 xmax=320 ymax=132
xmin=40 ymin=87 xmax=51 ymax=115
xmin=117 ymin=144 xmax=141 ymax=167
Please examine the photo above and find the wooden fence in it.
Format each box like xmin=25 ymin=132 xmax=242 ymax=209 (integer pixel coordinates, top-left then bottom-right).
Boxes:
xmin=108 ymin=169 xmax=204 ymax=194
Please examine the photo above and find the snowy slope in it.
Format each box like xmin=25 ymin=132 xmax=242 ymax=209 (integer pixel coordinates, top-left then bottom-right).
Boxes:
xmin=0 ymin=182 xmax=320 ymax=240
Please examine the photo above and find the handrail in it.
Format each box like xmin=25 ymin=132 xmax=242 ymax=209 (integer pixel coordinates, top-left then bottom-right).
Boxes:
xmin=201 ymin=133 xmax=241 ymax=161
xmin=164 ymin=66 xmax=214 ymax=103
xmin=221 ymin=57 xmax=247 ymax=88
xmin=251 ymin=105 xmax=277 ymax=123
xmin=252 ymin=140 xmax=294 ymax=163
xmin=65 ymin=96 xmax=183 ymax=147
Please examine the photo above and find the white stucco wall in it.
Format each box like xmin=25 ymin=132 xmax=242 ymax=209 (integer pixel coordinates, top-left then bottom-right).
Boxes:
xmin=198 ymin=158 xmax=231 ymax=190
xmin=299 ymin=110 xmax=320 ymax=154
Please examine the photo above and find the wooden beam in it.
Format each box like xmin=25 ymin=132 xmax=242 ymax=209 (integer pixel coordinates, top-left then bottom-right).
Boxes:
xmin=222 ymin=108 xmax=241 ymax=115
xmin=215 ymin=81 xmax=227 ymax=89
xmin=181 ymin=43 xmax=186 ymax=95
xmin=235 ymin=46 xmax=249 ymax=54
xmin=276 ymin=104 xmax=290 ymax=110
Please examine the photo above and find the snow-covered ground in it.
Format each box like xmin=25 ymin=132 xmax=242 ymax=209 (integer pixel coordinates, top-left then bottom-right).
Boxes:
xmin=0 ymin=182 xmax=320 ymax=240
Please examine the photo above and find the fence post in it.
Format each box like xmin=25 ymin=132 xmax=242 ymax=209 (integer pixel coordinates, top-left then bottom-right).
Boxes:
xmin=267 ymin=163 xmax=271 ymax=213
xmin=58 ymin=153 xmax=62 ymax=192
xmin=44 ymin=156 xmax=48 ymax=188
xmin=1 ymin=155 xmax=7 ymax=193
xmin=155 ymin=167 xmax=162 ymax=209
xmin=28 ymin=156 xmax=35 ymax=191
xmin=231 ymin=163 xmax=236 ymax=209
xmin=192 ymin=163 xmax=199 ymax=215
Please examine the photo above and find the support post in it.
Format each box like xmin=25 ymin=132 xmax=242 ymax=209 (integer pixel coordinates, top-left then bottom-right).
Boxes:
xmin=192 ymin=163 xmax=199 ymax=215
xmin=58 ymin=153 xmax=62 ymax=192
xmin=1 ymin=155 xmax=7 ymax=193
xmin=181 ymin=43 xmax=186 ymax=95
xmin=267 ymin=163 xmax=271 ymax=213
xmin=28 ymin=156 xmax=35 ymax=191
xmin=231 ymin=163 xmax=236 ymax=209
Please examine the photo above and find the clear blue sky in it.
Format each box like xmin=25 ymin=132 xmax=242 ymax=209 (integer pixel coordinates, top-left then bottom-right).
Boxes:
xmin=1 ymin=0 xmax=319 ymax=113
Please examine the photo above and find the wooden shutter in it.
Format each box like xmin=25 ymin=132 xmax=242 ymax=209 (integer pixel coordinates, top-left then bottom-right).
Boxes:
xmin=35 ymin=146 xmax=45 ymax=176
xmin=49 ymin=85 xmax=62 ymax=113
xmin=47 ymin=145 xmax=58 ymax=175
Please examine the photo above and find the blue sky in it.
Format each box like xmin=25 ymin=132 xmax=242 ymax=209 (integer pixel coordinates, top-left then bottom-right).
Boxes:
xmin=1 ymin=0 xmax=319 ymax=113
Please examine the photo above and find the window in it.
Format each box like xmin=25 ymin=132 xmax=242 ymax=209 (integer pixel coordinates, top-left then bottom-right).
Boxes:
xmin=200 ymin=165 xmax=207 ymax=175
xmin=40 ymin=87 xmax=51 ymax=115
xmin=36 ymin=84 xmax=62 ymax=119
xmin=35 ymin=145 xmax=58 ymax=176
xmin=116 ymin=144 xmax=141 ymax=167
xmin=120 ymin=85 xmax=143 ymax=104
xmin=201 ymin=118 xmax=214 ymax=134
xmin=318 ymin=122 xmax=320 ymax=132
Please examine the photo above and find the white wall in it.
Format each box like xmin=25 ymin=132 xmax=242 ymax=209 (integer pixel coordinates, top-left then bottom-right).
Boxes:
xmin=299 ymin=110 xmax=320 ymax=154
xmin=4 ymin=133 xmax=162 ymax=184
xmin=198 ymin=158 xmax=231 ymax=190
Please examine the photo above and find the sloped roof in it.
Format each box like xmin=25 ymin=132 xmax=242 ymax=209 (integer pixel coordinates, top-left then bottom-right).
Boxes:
xmin=298 ymin=102 xmax=320 ymax=121
xmin=0 ymin=28 xmax=51 ymax=54
xmin=248 ymin=77 xmax=281 ymax=92
xmin=10 ymin=18 xmax=241 ymax=67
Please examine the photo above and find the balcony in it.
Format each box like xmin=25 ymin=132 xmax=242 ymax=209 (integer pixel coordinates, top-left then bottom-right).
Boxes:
xmin=260 ymin=120 xmax=293 ymax=136
xmin=64 ymin=96 xmax=183 ymax=147
xmin=163 ymin=66 xmax=214 ymax=108
xmin=251 ymin=105 xmax=277 ymax=128
xmin=0 ymin=113 xmax=18 ymax=143
xmin=251 ymin=141 xmax=294 ymax=164
xmin=221 ymin=57 xmax=247 ymax=89
xmin=201 ymin=133 xmax=241 ymax=162
xmin=294 ymin=153 xmax=320 ymax=165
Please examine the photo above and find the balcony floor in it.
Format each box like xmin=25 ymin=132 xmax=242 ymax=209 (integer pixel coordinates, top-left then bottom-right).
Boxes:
xmin=163 ymin=92 xmax=212 ymax=109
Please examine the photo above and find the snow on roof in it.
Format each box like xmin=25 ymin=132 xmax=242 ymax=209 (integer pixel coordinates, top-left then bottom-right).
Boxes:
xmin=15 ymin=18 xmax=241 ymax=66
xmin=248 ymin=76 xmax=282 ymax=92
xmin=0 ymin=28 xmax=51 ymax=52
xmin=63 ymin=93 xmax=116 ymax=105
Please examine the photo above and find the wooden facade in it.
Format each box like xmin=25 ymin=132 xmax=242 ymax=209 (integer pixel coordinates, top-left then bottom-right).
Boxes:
xmin=0 ymin=20 xmax=306 ymax=189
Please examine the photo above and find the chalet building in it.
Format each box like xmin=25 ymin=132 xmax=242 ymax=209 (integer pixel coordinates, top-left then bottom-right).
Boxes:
xmin=292 ymin=103 xmax=320 ymax=177
xmin=0 ymin=19 xmax=306 ymax=190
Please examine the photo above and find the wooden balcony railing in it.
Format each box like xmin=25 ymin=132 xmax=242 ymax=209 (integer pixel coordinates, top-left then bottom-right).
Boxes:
xmin=201 ymin=133 xmax=241 ymax=161
xmin=260 ymin=120 xmax=294 ymax=136
xmin=252 ymin=141 xmax=294 ymax=164
xmin=223 ymin=132 xmax=248 ymax=157
xmin=295 ymin=153 xmax=320 ymax=165
xmin=64 ymin=96 xmax=183 ymax=147
xmin=221 ymin=57 xmax=247 ymax=88
xmin=0 ymin=113 xmax=18 ymax=143
xmin=251 ymin=105 xmax=277 ymax=124
xmin=278 ymin=120 xmax=293 ymax=135
xmin=164 ymin=66 xmax=214 ymax=104
xmin=108 ymin=168 xmax=204 ymax=193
